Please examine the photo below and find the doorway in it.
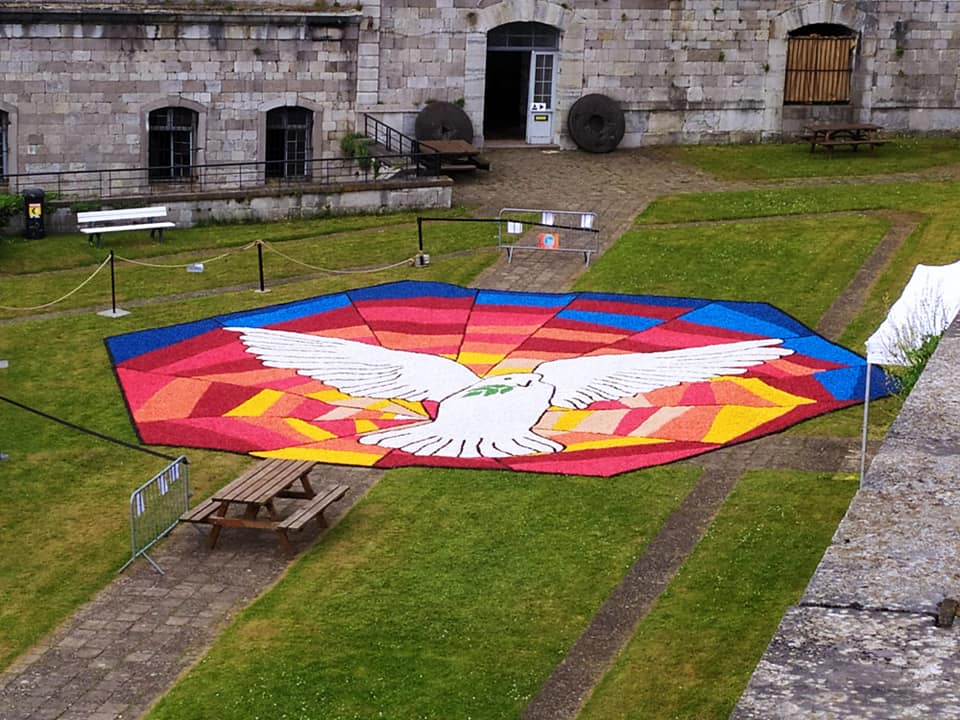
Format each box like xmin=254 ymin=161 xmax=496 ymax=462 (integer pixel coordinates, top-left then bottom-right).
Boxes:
xmin=484 ymin=22 xmax=559 ymax=144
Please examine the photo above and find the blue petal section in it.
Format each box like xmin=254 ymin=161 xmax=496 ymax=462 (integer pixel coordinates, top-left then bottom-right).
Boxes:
xmin=475 ymin=289 xmax=575 ymax=308
xmin=218 ymin=293 xmax=351 ymax=328
xmin=556 ymin=309 xmax=662 ymax=332
xmin=105 ymin=318 xmax=221 ymax=364
xmin=682 ymin=302 xmax=808 ymax=338
xmin=349 ymin=280 xmax=476 ymax=303
xmin=577 ymin=291 xmax=710 ymax=310
xmin=871 ymin=364 xmax=900 ymax=399
xmin=782 ymin=336 xmax=865 ymax=365
xmin=814 ymin=366 xmax=872 ymax=402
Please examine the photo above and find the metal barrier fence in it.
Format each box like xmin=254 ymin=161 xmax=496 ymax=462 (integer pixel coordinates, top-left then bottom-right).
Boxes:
xmin=497 ymin=207 xmax=600 ymax=264
xmin=120 ymin=456 xmax=190 ymax=574
xmin=1 ymin=151 xmax=430 ymax=203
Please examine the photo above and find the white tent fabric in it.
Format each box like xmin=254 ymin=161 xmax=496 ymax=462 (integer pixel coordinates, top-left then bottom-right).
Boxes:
xmin=865 ymin=260 xmax=960 ymax=365
xmin=860 ymin=260 xmax=960 ymax=480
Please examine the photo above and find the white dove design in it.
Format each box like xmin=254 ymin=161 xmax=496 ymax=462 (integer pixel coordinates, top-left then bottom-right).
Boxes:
xmin=226 ymin=326 xmax=793 ymax=459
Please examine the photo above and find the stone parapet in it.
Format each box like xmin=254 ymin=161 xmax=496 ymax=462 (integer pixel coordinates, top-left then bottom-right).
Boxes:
xmin=731 ymin=319 xmax=960 ymax=718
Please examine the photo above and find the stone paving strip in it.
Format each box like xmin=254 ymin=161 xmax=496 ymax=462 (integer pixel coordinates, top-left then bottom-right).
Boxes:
xmin=0 ymin=466 xmax=379 ymax=720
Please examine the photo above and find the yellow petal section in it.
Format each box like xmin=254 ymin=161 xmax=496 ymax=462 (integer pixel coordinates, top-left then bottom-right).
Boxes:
xmin=457 ymin=352 xmax=506 ymax=367
xmin=254 ymin=447 xmax=383 ymax=466
xmin=284 ymin=418 xmax=336 ymax=441
xmin=702 ymin=405 xmax=794 ymax=444
xmin=563 ymin=436 xmax=668 ymax=452
xmin=725 ymin=377 xmax=816 ymax=406
xmin=354 ymin=419 xmax=379 ymax=434
xmin=225 ymin=389 xmax=284 ymax=417
xmin=553 ymin=410 xmax=591 ymax=432
xmin=307 ymin=388 xmax=353 ymax=402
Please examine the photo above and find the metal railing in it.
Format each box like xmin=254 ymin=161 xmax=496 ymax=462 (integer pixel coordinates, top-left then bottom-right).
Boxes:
xmin=363 ymin=113 xmax=422 ymax=156
xmin=497 ymin=207 xmax=601 ymax=265
xmin=1 ymin=151 xmax=433 ymax=203
xmin=120 ymin=456 xmax=190 ymax=574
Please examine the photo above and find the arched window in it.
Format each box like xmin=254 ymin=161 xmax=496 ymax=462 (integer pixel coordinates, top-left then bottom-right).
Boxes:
xmin=784 ymin=24 xmax=857 ymax=104
xmin=148 ymin=107 xmax=198 ymax=181
xmin=265 ymin=107 xmax=312 ymax=179
xmin=1 ymin=111 xmax=8 ymax=178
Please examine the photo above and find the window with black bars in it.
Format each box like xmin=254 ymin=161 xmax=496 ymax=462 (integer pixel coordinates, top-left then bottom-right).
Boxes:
xmin=148 ymin=108 xmax=197 ymax=181
xmin=265 ymin=107 xmax=312 ymax=179
xmin=487 ymin=22 xmax=559 ymax=51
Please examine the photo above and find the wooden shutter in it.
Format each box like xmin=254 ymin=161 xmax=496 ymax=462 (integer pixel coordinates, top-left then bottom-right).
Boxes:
xmin=784 ymin=36 xmax=857 ymax=104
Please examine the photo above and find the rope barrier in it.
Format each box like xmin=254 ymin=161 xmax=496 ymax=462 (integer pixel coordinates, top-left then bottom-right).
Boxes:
xmin=258 ymin=240 xmax=416 ymax=275
xmin=1 ymin=234 xmax=419 ymax=315
xmin=115 ymin=240 xmax=261 ymax=268
xmin=0 ymin=394 xmax=181 ymax=462
xmin=0 ymin=254 xmax=112 ymax=311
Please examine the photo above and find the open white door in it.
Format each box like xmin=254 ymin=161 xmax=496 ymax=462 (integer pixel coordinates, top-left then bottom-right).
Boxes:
xmin=526 ymin=51 xmax=556 ymax=144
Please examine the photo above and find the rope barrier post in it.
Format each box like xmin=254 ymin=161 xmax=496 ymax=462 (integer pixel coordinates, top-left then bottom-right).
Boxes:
xmin=415 ymin=216 xmax=430 ymax=267
xmin=255 ymin=240 xmax=270 ymax=293
xmin=97 ymin=249 xmax=130 ymax=318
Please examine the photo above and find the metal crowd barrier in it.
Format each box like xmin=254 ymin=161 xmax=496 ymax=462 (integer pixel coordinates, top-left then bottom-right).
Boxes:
xmin=120 ymin=456 xmax=190 ymax=574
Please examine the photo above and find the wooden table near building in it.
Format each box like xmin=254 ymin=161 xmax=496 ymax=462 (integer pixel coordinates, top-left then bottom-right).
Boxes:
xmin=180 ymin=458 xmax=347 ymax=554
xmin=417 ymin=139 xmax=491 ymax=172
xmin=802 ymin=123 xmax=889 ymax=158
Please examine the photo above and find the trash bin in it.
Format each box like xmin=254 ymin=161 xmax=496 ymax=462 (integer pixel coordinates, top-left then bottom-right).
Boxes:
xmin=22 ymin=188 xmax=45 ymax=239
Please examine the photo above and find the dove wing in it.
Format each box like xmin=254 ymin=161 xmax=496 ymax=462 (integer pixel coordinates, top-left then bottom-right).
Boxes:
xmin=538 ymin=338 xmax=793 ymax=410
xmin=226 ymin=326 xmax=480 ymax=402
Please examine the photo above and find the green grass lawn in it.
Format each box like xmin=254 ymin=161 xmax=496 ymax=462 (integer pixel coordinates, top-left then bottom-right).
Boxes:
xmin=0 ymin=211 xmax=498 ymax=318
xmin=145 ymin=467 xmax=700 ymax=719
xmin=579 ymin=470 xmax=859 ymax=720
xmin=576 ymin=213 xmax=887 ymax=328
xmin=669 ymin=135 xmax=960 ymax=180
xmin=0 ymin=208 xmax=480 ymax=275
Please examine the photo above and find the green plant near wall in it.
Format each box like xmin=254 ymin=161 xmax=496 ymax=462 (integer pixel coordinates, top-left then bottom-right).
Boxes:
xmin=0 ymin=193 xmax=24 ymax=235
xmin=68 ymin=199 xmax=102 ymax=214
xmin=340 ymin=132 xmax=377 ymax=175
xmin=889 ymin=332 xmax=942 ymax=399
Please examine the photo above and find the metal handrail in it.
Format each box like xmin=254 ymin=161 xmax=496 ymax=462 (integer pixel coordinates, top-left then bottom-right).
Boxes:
xmin=0 ymin=151 xmax=439 ymax=202
xmin=362 ymin=113 xmax=422 ymax=155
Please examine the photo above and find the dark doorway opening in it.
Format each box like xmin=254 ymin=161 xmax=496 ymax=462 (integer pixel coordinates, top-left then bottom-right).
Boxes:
xmin=483 ymin=51 xmax=529 ymax=140
xmin=484 ymin=22 xmax=559 ymax=142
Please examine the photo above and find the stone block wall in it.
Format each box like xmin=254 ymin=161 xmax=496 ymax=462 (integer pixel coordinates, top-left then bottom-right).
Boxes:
xmin=0 ymin=7 xmax=361 ymax=177
xmin=367 ymin=0 xmax=960 ymax=147
xmin=4 ymin=0 xmax=960 ymax=177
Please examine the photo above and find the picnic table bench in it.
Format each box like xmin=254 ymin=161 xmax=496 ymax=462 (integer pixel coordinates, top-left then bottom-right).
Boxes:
xmin=802 ymin=123 xmax=889 ymax=158
xmin=417 ymin=139 xmax=491 ymax=173
xmin=180 ymin=458 xmax=347 ymax=554
xmin=77 ymin=206 xmax=175 ymax=248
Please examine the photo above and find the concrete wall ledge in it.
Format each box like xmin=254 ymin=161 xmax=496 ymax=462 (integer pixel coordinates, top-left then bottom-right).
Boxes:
xmin=6 ymin=177 xmax=453 ymax=236
xmin=731 ymin=318 xmax=960 ymax=719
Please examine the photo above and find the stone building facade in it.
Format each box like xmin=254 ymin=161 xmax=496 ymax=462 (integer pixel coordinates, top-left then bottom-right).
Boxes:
xmin=1 ymin=0 xmax=958 ymax=182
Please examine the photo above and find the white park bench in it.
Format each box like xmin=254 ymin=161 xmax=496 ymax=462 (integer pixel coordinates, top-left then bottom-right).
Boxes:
xmin=77 ymin=206 xmax=175 ymax=248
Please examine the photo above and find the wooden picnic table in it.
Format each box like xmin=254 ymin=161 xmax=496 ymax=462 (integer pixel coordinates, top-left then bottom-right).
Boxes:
xmin=417 ymin=139 xmax=490 ymax=172
xmin=180 ymin=458 xmax=347 ymax=554
xmin=802 ymin=122 xmax=888 ymax=158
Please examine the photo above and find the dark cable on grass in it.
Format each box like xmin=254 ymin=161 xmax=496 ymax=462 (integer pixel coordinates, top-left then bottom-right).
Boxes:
xmin=0 ymin=394 xmax=180 ymax=462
